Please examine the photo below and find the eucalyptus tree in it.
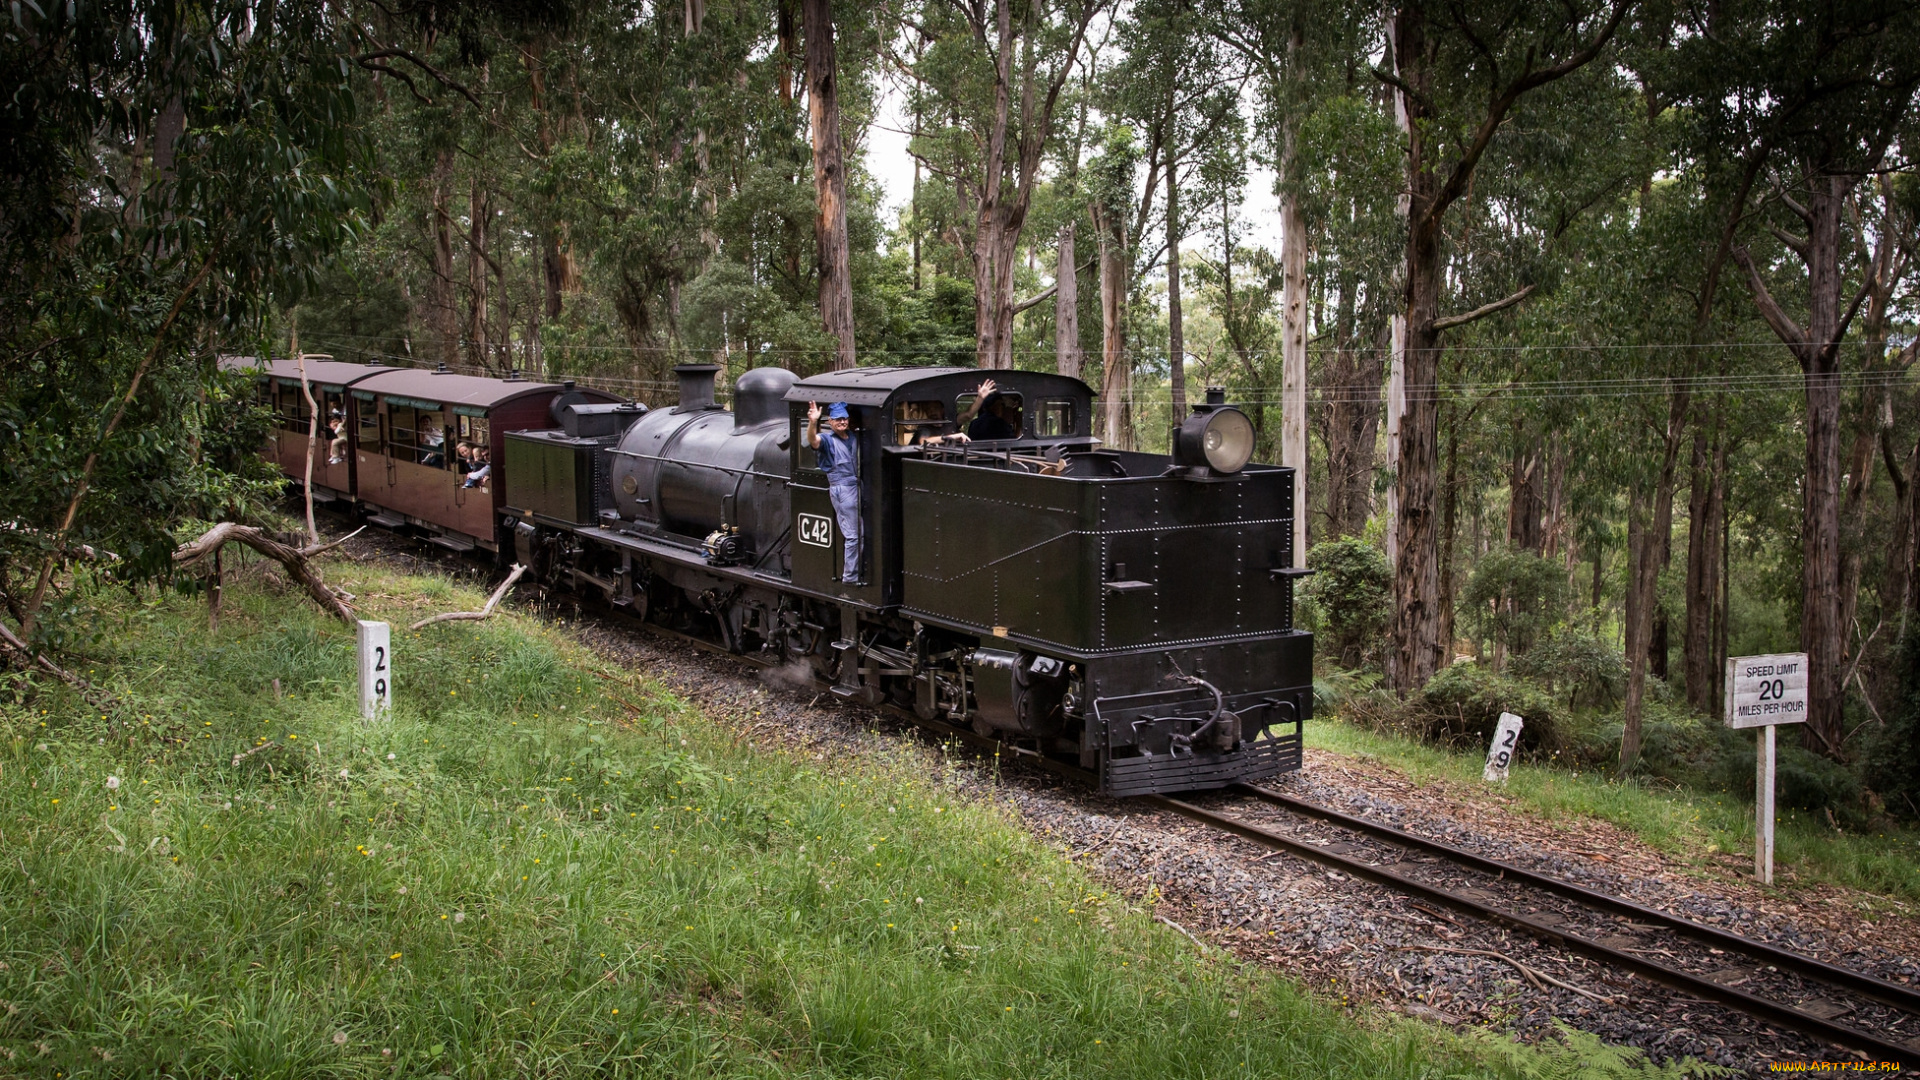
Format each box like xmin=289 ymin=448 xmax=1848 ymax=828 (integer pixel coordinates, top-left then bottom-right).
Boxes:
xmin=903 ymin=0 xmax=1111 ymax=369
xmin=806 ymin=0 xmax=857 ymax=368
xmin=1187 ymin=122 xmax=1283 ymax=458
xmin=1378 ymin=0 xmax=1634 ymax=692
xmin=1666 ymin=0 xmax=1920 ymax=754
xmin=1292 ymin=91 xmax=1402 ymax=540
xmin=1103 ymin=0 xmax=1242 ymax=424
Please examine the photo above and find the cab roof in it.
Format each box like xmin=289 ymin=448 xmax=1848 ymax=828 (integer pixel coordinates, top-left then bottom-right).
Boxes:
xmin=783 ymin=366 xmax=1092 ymax=408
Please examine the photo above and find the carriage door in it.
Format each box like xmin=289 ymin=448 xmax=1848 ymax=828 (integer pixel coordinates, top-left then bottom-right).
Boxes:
xmin=351 ymin=390 xmax=377 ymax=497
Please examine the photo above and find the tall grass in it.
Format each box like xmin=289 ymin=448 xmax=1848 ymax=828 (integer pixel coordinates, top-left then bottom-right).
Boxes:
xmin=1 ymin=566 xmax=1543 ymax=1078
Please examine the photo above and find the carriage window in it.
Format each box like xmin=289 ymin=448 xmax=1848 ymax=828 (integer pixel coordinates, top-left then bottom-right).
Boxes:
xmin=356 ymin=403 xmax=378 ymax=447
xmin=420 ymin=417 xmax=448 ymax=467
xmin=1037 ymin=399 xmax=1075 ymax=437
xmin=274 ymin=384 xmax=305 ymax=429
xmin=321 ymin=391 xmax=345 ymax=437
xmin=456 ymin=414 xmax=489 ymax=444
xmin=388 ymin=405 xmax=417 ymax=459
xmin=893 ymin=399 xmax=948 ymax=446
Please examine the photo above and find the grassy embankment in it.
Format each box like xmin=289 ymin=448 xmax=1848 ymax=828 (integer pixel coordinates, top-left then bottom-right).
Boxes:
xmin=1308 ymin=719 xmax=1920 ymax=905
xmin=0 ymin=559 xmax=1698 ymax=1078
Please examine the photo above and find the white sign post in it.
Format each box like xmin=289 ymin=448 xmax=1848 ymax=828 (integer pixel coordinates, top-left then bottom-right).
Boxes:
xmin=1725 ymin=652 xmax=1808 ymax=884
xmin=1483 ymin=712 xmax=1525 ymax=783
xmin=357 ymin=620 xmax=392 ymax=720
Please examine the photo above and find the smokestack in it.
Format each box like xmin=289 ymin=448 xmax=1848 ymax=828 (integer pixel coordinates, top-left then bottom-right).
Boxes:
xmin=673 ymin=364 xmax=721 ymax=413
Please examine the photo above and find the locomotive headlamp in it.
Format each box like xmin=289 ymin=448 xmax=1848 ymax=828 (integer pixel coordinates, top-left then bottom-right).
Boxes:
xmin=1174 ymin=405 xmax=1256 ymax=475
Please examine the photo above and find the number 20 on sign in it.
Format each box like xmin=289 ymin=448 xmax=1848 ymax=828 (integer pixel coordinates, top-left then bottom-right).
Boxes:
xmin=357 ymin=620 xmax=392 ymax=720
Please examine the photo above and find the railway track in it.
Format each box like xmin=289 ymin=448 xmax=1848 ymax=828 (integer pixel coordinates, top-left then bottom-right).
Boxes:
xmin=350 ymin=527 xmax=1920 ymax=1067
xmin=1146 ymin=789 xmax=1919 ymax=1067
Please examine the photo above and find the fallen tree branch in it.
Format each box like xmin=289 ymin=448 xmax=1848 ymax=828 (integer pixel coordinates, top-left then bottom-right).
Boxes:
xmin=174 ymin=523 xmax=355 ymax=625
xmin=409 ymin=564 xmax=527 ymax=630
xmin=302 ymin=526 xmax=367 ymax=559
xmin=0 ymin=618 xmax=118 ymax=711
xmin=1155 ymin=914 xmax=1211 ymax=952
xmin=1398 ymin=943 xmax=1618 ymax=1004
xmin=230 ymin=740 xmax=280 ymax=767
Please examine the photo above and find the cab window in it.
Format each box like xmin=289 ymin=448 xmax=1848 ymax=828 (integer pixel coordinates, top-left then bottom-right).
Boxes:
xmin=1037 ymin=399 xmax=1075 ymax=437
xmin=893 ymin=399 xmax=949 ymax=446
xmin=957 ymin=391 xmax=1024 ymax=440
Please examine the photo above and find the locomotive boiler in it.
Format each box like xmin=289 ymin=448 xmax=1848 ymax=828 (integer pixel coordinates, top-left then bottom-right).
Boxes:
xmin=501 ymin=363 xmax=1312 ymax=796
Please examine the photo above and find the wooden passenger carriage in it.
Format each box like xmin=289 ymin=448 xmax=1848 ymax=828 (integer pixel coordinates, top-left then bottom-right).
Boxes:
xmin=221 ymin=356 xmax=614 ymax=551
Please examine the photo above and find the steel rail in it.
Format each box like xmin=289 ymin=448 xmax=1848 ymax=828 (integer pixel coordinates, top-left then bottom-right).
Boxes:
xmin=1230 ymin=784 xmax=1920 ymax=1017
xmin=1144 ymin=794 xmax=1916 ymax=1066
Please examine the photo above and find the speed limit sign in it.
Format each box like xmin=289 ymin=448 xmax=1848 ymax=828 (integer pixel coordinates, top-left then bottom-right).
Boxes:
xmin=1725 ymin=653 xmax=1808 ymax=730
xmin=1725 ymin=652 xmax=1807 ymax=885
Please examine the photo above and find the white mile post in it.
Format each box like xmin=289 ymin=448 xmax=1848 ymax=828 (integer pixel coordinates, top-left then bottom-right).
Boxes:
xmin=1483 ymin=712 xmax=1524 ymax=783
xmin=357 ymin=620 xmax=392 ymax=720
xmin=1724 ymin=652 xmax=1808 ymax=884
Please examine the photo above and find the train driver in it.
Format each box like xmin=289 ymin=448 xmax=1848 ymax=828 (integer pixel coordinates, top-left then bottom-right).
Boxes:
xmin=807 ymin=400 xmax=863 ymax=584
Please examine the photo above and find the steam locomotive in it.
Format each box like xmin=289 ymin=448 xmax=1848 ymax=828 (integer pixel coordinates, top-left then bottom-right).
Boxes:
xmin=234 ymin=356 xmax=1313 ymax=796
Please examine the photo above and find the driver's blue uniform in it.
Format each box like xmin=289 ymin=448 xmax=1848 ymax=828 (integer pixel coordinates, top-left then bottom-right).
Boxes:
xmin=816 ymin=429 xmax=861 ymax=581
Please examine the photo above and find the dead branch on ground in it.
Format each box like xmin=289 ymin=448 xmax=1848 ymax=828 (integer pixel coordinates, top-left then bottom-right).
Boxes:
xmin=174 ymin=523 xmax=357 ymax=625
xmin=409 ymin=564 xmax=527 ymax=630
xmin=0 ymin=618 xmax=118 ymax=711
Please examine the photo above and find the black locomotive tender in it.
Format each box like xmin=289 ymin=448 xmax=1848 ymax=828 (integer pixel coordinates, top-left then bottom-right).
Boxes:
xmin=499 ymin=363 xmax=1313 ymax=796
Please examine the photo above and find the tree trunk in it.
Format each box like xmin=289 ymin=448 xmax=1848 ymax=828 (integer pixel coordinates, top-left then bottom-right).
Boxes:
xmin=777 ymin=0 xmax=797 ymax=104
xmin=1439 ymin=407 xmax=1460 ymax=661
xmin=972 ymin=210 xmax=1022 ymax=370
xmin=1056 ymin=223 xmax=1080 ymax=379
xmin=1388 ymin=5 xmax=1445 ymax=692
xmin=1543 ymin=441 xmax=1567 ymax=558
xmin=1737 ymin=172 xmax=1861 ymax=756
xmin=1321 ymin=334 xmax=1385 ymax=539
xmin=1684 ymin=421 xmax=1725 ymax=712
xmin=528 ymin=44 xmax=568 ymax=325
xmin=805 ymin=0 xmax=856 ymax=370
xmin=1506 ymin=442 xmax=1542 ymax=551
xmin=1095 ymin=206 xmax=1130 ymax=449
xmin=465 ymin=179 xmax=490 ymax=371
xmin=1620 ymin=393 xmax=1687 ymax=770
xmin=1385 ymin=0 xmax=1623 ymax=693
xmin=1280 ymin=185 xmax=1308 ymax=567
xmin=1166 ymin=157 xmax=1186 ymax=424
xmin=1621 ymin=484 xmax=1652 ymax=768
xmin=430 ymin=148 xmax=459 ymax=369
xmin=294 ymin=325 xmax=319 ymax=547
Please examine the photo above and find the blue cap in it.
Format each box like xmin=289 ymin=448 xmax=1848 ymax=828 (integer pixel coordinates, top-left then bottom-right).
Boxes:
xmin=827 ymin=402 xmax=850 ymax=419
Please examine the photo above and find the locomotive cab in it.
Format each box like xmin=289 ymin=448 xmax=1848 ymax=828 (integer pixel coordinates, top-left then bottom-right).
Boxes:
xmin=783 ymin=368 xmax=1100 ymax=607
